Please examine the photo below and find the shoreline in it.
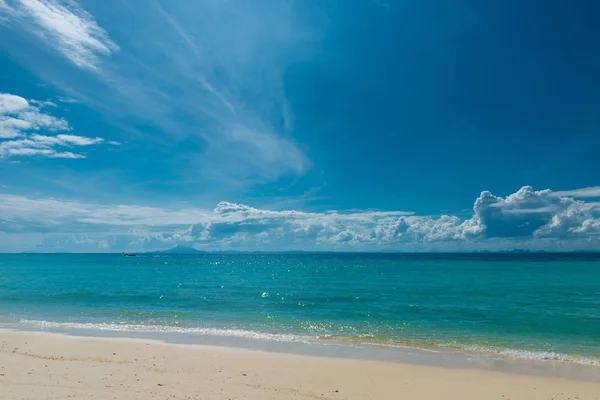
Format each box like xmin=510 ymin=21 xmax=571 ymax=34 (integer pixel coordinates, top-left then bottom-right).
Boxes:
xmin=2 ymin=323 xmax=599 ymax=382
xmin=1 ymin=329 xmax=599 ymax=400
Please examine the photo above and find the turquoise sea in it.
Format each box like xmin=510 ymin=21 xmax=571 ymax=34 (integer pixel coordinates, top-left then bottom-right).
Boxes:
xmin=1 ymin=253 xmax=599 ymax=366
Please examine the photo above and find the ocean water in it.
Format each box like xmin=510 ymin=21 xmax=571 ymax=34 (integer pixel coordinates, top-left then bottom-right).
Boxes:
xmin=1 ymin=253 xmax=599 ymax=366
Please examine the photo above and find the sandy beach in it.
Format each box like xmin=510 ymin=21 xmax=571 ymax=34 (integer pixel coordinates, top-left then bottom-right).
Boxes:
xmin=0 ymin=330 xmax=598 ymax=400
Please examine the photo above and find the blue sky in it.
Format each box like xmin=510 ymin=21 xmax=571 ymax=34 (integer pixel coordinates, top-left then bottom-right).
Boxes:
xmin=1 ymin=0 xmax=599 ymax=252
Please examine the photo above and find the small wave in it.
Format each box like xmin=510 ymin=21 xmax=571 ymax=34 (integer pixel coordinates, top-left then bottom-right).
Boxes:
xmin=460 ymin=345 xmax=600 ymax=367
xmin=308 ymin=336 xmax=600 ymax=367
xmin=14 ymin=319 xmax=311 ymax=343
xmin=8 ymin=320 xmax=600 ymax=367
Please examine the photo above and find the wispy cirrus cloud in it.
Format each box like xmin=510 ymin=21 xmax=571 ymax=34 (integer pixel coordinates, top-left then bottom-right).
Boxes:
xmin=125 ymin=0 xmax=316 ymax=185
xmin=0 ymin=92 xmax=113 ymax=158
xmin=0 ymin=0 xmax=9 ymax=23
xmin=0 ymin=194 xmax=211 ymax=228
xmin=1 ymin=0 xmax=118 ymax=71
xmin=57 ymin=96 xmax=78 ymax=104
xmin=2 ymin=0 xmax=317 ymax=189
xmin=28 ymin=99 xmax=56 ymax=107
xmin=550 ymin=187 xmax=600 ymax=198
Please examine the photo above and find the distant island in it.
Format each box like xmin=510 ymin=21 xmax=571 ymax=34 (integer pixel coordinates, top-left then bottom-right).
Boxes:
xmin=144 ymin=245 xmax=206 ymax=255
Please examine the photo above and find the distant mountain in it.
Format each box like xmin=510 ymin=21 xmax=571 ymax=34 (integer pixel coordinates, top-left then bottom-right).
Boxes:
xmin=145 ymin=245 xmax=206 ymax=255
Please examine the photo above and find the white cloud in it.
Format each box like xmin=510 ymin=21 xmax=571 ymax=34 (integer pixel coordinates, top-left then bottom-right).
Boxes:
xmin=198 ymin=76 xmax=236 ymax=115
xmin=0 ymin=194 xmax=211 ymax=228
xmin=534 ymin=202 xmax=600 ymax=238
xmin=0 ymin=93 xmax=68 ymax=138
xmin=2 ymin=0 xmax=118 ymax=70
xmin=205 ymin=124 xmax=310 ymax=181
xmin=466 ymin=186 xmax=600 ymax=239
xmin=550 ymin=187 xmax=600 ymax=198
xmin=0 ymin=92 xmax=29 ymax=113
xmin=0 ymin=117 xmax=30 ymax=138
xmin=30 ymin=133 xmax=103 ymax=146
xmin=175 ymin=1 xmax=315 ymax=184
xmin=2 ymin=185 xmax=599 ymax=252
xmin=0 ymin=134 xmax=99 ymax=159
xmin=48 ymin=151 xmax=86 ymax=159
xmin=466 ymin=186 xmax=563 ymax=237
xmin=57 ymin=96 xmax=78 ymax=104
xmin=6 ymin=147 xmax=53 ymax=156
xmin=29 ymin=99 xmax=56 ymax=107
xmin=0 ymin=92 xmax=109 ymax=158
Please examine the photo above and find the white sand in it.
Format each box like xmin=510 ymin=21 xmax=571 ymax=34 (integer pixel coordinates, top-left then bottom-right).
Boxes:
xmin=1 ymin=330 xmax=598 ymax=400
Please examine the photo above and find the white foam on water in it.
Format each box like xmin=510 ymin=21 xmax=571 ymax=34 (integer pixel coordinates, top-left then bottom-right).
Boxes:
xmin=14 ymin=320 xmax=312 ymax=344
xmin=8 ymin=320 xmax=600 ymax=367
xmin=461 ymin=345 xmax=600 ymax=367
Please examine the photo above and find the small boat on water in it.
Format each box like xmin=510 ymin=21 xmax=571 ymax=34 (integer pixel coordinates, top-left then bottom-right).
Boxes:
xmin=123 ymin=253 xmax=137 ymax=257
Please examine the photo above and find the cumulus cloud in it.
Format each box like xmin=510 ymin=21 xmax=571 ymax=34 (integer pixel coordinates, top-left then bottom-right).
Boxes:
xmin=2 ymin=185 xmax=599 ymax=252
xmin=1 ymin=0 xmax=118 ymax=70
xmin=0 ymin=92 xmax=29 ymax=114
xmin=534 ymin=203 xmax=600 ymax=238
xmin=1 ymin=93 xmax=68 ymax=137
xmin=464 ymin=186 xmax=600 ymax=239
xmin=467 ymin=186 xmax=564 ymax=237
xmin=0 ymin=93 xmax=109 ymax=158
